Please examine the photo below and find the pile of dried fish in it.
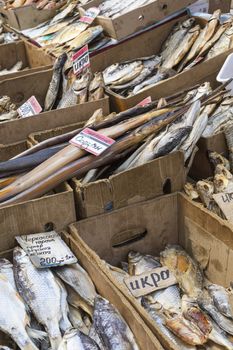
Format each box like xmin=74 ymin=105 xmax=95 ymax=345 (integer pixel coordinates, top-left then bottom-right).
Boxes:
xmin=22 ymin=4 xmax=109 ymax=57
xmin=106 ymin=246 xmax=233 ymax=349
xmin=44 ymin=54 xmax=105 ymax=111
xmin=2 ymin=0 xmax=79 ymax=10
xmin=98 ymin=0 xmax=154 ymax=18
xmin=0 ymin=20 xmax=19 ymax=44
xmin=0 ymin=95 xmax=18 ymax=122
xmin=0 ymin=81 xmax=225 ymax=206
xmin=0 ymin=242 xmax=139 ymax=349
xmin=103 ymin=11 xmax=233 ymax=97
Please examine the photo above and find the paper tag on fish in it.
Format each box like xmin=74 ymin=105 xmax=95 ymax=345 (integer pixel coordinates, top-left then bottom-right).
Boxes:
xmin=213 ymin=192 xmax=233 ymax=224
xmin=79 ymin=7 xmax=100 ymax=24
xmin=124 ymin=267 xmax=177 ymax=298
xmin=17 ymin=96 xmax=42 ymax=118
xmin=137 ymin=96 xmax=152 ymax=107
xmin=70 ymin=127 xmax=115 ymax=156
xmin=16 ymin=231 xmax=77 ymax=269
xmin=72 ymin=45 xmax=90 ymax=76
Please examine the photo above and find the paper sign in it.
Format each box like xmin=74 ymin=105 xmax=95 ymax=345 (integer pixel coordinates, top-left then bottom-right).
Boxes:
xmin=124 ymin=266 xmax=177 ymax=298
xmin=70 ymin=127 xmax=115 ymax=156
xmin=213 ymin=192 xmax=233 ymax=223
xmin=79 ymin=7 xmax=100 ymax=24
xmin=72 ymin=45 xmax=90 ymax=76
xmin=17 ymin=96 xmax=42 ymax=118
xmin=16 ymin=231 xmax=77 ymax=269
xmin=137 ymin=96 xmax=152 ymax=107
xmin=188 ymin=0 xmax=209 ymax=13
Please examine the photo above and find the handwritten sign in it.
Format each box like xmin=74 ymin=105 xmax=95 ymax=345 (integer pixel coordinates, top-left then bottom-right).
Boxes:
xmin=70 ymin=128 xmax=115 ymax=156
xmin=16 ymin=231 xmax=77 ymax=269
xmin=79 ymin=7 xmax=100 ymax=24
xmin=213 ymin=192 xmax=233 ymax=223
xmin=124 ymin=266 xmax=177 ymax=298
xmin=17 ymin=96 xmax=42 ymax=118
xmin=72 ymin=45 xmax=90 ymax=76
xmin=137 ymin=96 xmax=152 ymax=107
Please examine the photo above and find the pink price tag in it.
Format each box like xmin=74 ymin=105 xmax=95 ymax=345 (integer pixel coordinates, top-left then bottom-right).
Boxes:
xmin=17 ymin=96 xmax=42 ymax=118
xmin=72 ymin=45 xmax=90 ymax=76
xmin=70 ymin=128 xmax=115 ymax=156
xmin=79 ymin=7 xmax=100 ymax=24
xmin=137 ymin=96 xmax=152 ymax=107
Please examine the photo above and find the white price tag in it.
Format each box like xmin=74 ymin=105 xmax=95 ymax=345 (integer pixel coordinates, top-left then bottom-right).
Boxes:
xmin=213 ymin=192 xmax=233 ymax=224
xmin=70 ymin=127 xmax=115 ymax=156
xmin=17 ymin=96 xmax=42 ymax=118
xmin=72 ymin=45 xmax=90 ymax=76
xmin=79 ymin=7 xmax=100 ymax=24
xmin=16 ymin=231 xmax=77 ymax=269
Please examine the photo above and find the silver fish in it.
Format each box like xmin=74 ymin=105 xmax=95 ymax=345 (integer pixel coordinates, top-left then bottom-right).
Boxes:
xmin=89 ymin=325 xmax=107 ymax=350
xmin=58 ymin=328 xmax=100 ymax=350
xmin=132 ymin=68 xmax=174 ymax=94
xmin=103 ymin=61 xmax=142 ymax=85
xmin=68 ymin=306 xmax=90 ymax=335
xmin=207 ymin=25 xmax=233 ymax=60
xmin=128 ymin=251 xmax=161 ymax=276
xmin=208 ymin=284 xmax=233 ymax=319
xmin=93 ymin=296 xmax=139 ymax=350
xmin=0 ymin=259 xmax=16 ymax=290
xmin=13 ymin=247 xmax=63 ymax=349
xmin=209 ymin=321 xmax=233 ymax=350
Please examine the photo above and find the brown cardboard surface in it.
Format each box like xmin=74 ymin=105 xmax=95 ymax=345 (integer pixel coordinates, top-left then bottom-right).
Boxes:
xmin=0 ymin=69 xmax=109 ymax=144
xmin=72 ymin=151 xmax=185 ymax=219
xmin=209 ymin=0 xmax=231 ymax=12
xmin=0 ymin=41 xmax=54 ymax=81
xmin=69 ymin=192 xmax=233 ymax=349
xmin=90 ymin=14 xmax=230 ymax=112
xmin=0 ymin=5 xmax=55 ymax=30
xmin=80 ymin=0 xmax=195 ymax=40
xmin=0 ymin=141 xmax=76 ymax=241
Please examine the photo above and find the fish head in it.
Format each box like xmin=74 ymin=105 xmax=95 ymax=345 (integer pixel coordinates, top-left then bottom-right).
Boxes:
xmin=0 ymin=258 xmax=13 ymax=270
xmin=198 ymin=82 xmax=211 ymax=95
xmin=13 ymin=246 xmax=29 ymax=266
xmin=215 ymin=164 xmax=233 ymax=179
xmin=184 ymin=183 xmax=199 ymax=200
xmin=196 ymin=180 xmax=214 ymax=197
xmin=182 ymin=18 xmax=195 ymax=29
xmin=214 ymin=173 xmax=229 ymax=192
xmin=160 ymin=245 xmax=184 ymax=270
xmin=209 ymin=151 xmax=230 ymax=170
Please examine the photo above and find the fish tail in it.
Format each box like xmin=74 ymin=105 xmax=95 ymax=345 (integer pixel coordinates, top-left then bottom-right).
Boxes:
xmin=26 ymin=326 xmax=47 ymax=340
xmin=50 ymin=335 xmax=63 ymax=350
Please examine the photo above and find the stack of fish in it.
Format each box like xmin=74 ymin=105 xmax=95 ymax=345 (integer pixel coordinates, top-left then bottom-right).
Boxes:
xmin=22 ymin=3 xmax=108 ymax=57
xmin=0 ymin=20 xmax=19 ymax=44
xmin=1 ymin=0 xmax=83 ymax=10
xmin=98 ymin=0 xmax=154 ymax=18
xmin=102 ymin=11 xmax=233 ymax=97
xmin=106 ymin=246 xmax=233 ymax=349
xmin=0 ymin=245 xmax=139 ymax=349
xmin=0 ymin=95 xmax=18 ymax=121
xmin=44 ymin=53 xmax=105 ymax=111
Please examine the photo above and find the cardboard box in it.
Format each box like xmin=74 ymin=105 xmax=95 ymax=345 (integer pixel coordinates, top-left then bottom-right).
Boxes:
xmin=79 ymin=0 xmax=195 ymax=40
xmin=0 ymin=211 xmax=164 ymax=350
xmin=0 ymin=69 xmax=109 ymax=144
xmin=0 ymin=40 xmax=54 ymax=81
xmin=0 ymin=4 xmax=55 ymax=30
xmin=69 ymin=192 xmax=233 ymax=350
xmin=90 ymin=14 xmax=231 ymax=112
xmin=0 ymin=141 xmax=76 ymax=231
xmin=209 ymin=0 xmax=231 ymax=12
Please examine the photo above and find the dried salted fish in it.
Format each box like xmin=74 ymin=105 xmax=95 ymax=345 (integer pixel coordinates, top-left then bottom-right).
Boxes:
xmin=225 ymin=125 xmax=233 ymax=172
xmin=184 ymin=183 xmax=199 ymax=200
xmin=206 ymin=25 xmax=233 ymax=60
xmin=196 ymin=180 xmax=214 ymax=208
xmin=58 ymin=328 xmax=100 ymax=350
xmin=128 ymin=251 xmax=161 ymax=276
xmin=207 ymin=283 xmax=233 ymax=319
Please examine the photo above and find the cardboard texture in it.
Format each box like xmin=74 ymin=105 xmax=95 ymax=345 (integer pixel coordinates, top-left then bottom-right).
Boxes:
xmin=0 ymin=141 xmax=76 ymax=240
xmin=69 ymin=192 xmax=233 ymax=350
xmin=0 ymin=40 xmax=54 ymax=81
xmin=209 ymin=0 xmax=231 ymax=12
xmin=0 ymin=5 xmax=55 ymax=30
xmin=90 ymin=14 xmax=231 ymax=112
xmin=0 ymin=69 xmax=109 ymax=144
xmin=79 ymin=0 xmax=195 ymax=40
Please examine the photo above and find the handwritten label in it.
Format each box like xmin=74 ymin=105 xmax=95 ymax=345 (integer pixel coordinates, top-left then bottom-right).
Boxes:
xmin=16 ymin=231 xmax=77 ymax=269
xmin=137 ymin=96 xmax=152 ymax=107
xmin=213 ymin=192 xmax=233 ymax=223
xmin=124 ymin=267 xmax=177 ymax=298
xmin=79 ymin=7 xmax=100 ymax=24
xmin=17 ymin=96 xmax=42 ymax=118
xmin=72 ymin=45 xmax=90 ymax=76
xmin=70 ymin=128 xmax=115 ymax=156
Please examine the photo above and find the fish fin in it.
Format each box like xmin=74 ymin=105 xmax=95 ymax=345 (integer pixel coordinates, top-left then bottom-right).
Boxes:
xmin=27 ymin=326 xmax=47 ymax=340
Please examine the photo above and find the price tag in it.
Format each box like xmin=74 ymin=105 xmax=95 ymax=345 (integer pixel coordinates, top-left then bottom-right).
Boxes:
xmin=70 ymin=127 xmax=115 ymax=156
xmin=16 ymin=231 xmax=77 ymax=269
xmin=72 ymin=45 xmax=90 ymax=76
xmin=124 ymin=266 xmax=177 ymax=298
xmin=137 ymin=96 xmax=152 ymax=107
xmin=79 ymin=7 xmax=100 ymax=24
xmin=213 ymin=192 xmax=233 ymax=224
xmin=17 ymin=96 xmax=42 ymax=118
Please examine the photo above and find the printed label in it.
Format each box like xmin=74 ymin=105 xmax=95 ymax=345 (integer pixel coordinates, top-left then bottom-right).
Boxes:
xmin=70 ymin=127 xmax=115 ymax=156
xmin=124 ymin=266 xmax=177 ymax=298
xmin=16 ymin=231 xmax=77 ymax=268
xmin=79 ymin=7 xmax=100 ymax=24
xmin=213 ymin=192 xmax=233 ymax=224
xmin=17 ymin=96 xmax=42 ymax=118
xmin=137 ymin=96 xmax=152 ymax=107
xmin=72 ymin=45 xmax=90 ymax=76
